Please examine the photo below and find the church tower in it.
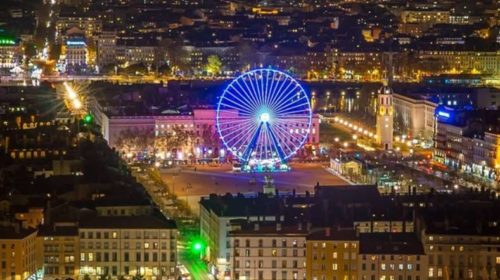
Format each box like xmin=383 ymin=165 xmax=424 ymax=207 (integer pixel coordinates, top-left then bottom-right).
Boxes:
xmin=376 ymin=85 xmax=394 ymax=150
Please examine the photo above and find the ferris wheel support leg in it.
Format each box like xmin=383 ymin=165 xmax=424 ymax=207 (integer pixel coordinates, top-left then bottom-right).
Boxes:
xmin=266 ymin=123 xmax=287 ymax=163
xmin=242 ymin=122 xmax=264 ymax=163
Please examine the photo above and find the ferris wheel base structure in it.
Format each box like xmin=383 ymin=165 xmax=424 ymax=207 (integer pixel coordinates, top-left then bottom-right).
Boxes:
xmin=216 ymin=68 xmax=313 ymax=173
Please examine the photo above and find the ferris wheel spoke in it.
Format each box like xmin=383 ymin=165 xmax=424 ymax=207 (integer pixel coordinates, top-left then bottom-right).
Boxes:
xmin=274 ymin=119 xmax=310 ymax=130
xmin=265 ymin=70 xmax=277 ymax=107
xmin=219 ymin=101 xmax=254 ymax=115
xmin=227 ymin=84 xmax=259 ymax=113
xmin=240 ymin=73 xmax=262 ymax=109
xmin=275 ymin=101 xmax=311 ymax=115
xmin=246 ymin=72 xmax=263 ymax=107
xmin=272 ymin=126 xmax=308 ymax=154
xmin=268 ymin=124 xmax=294 ymax=160
xmin=259 ymin=69 xmax=268 ymax=108
xmin=268 ymin=77 xmax=297 ymax=112
xmin=219 ymin=120 xmax=257 ymax=141
xmin=231 ymin=79 xmax=260 ymax=111
xmin=217 ymin=118 xmax=256 ymax=134
xmin=220 ymin=90 xmax=257 ymax=114
xmin=267 ymin=74 xmax=287 ymax=109
xmin=272 ymin=89 xmax=307 ymax=115
xmin=217 ymin=116 xmax=254 ymax=126
xmin=276 ymin=98 xmax=309 ymax=113
xmin=272 ymin=122 xmax=307 ymax=145
xmin=270 ymin=86 xmax=302 ymax=114
xmin=224 ymin=123 xmax=259 ymax=151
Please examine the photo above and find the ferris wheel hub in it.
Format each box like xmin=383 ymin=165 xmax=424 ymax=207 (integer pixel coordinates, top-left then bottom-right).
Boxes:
xmin=259 ymin=112 xmax=270 ymax=123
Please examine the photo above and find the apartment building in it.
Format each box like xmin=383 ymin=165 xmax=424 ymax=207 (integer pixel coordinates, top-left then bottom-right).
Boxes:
xmin=229 ymin=221 xmax=308 ymax=280
xmin=0 ymin=226 xmax=38 ymax=280
xmin=306 ymin=228 xmax=359 ymax=280
xmin=78 ymin=215 xmax=177 ymax=280
xmin=200 ymin=194 xmax=285 ymax=279
xmin=358 ymin=233 xmax=427 ymax=280
xmin=36 ymin=225 xmax=79 ymax=280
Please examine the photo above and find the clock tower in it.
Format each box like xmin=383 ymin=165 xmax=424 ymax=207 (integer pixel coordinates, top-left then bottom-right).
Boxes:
xmin=376 ymin=85 xmax=394 ymax=150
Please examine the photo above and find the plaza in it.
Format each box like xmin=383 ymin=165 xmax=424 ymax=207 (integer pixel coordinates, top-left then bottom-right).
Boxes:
xmin=159 ymin=162 xmax=348 ymax=213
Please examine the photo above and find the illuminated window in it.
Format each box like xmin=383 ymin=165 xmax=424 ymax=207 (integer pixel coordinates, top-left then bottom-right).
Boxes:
xmin=144 ymin=242 xmax=150 ymax=249
xmin=429 ymin=268 xmax=434 ymax=277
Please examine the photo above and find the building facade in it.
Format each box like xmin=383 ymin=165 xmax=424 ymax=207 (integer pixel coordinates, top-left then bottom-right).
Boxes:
xmin=306 ymin=228 xmax=359 ymax=280
xmin=0 ymin=227 xmax=38 ymax=280
xmin=393 ymin=93 xmax=437 ymax=140
xmin=78 ymin=216 xmax=177 ymax=280
xmin=230 ymin=222 xmax=307 ymax=280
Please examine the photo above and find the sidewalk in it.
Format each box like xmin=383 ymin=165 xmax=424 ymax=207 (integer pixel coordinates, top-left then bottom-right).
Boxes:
xmin=325 ymin=167 xmax=357 ymax=185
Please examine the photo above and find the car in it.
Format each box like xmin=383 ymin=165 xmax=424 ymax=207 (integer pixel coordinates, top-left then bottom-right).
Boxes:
xmin=232 ymin=163 xmax=242 ymax=172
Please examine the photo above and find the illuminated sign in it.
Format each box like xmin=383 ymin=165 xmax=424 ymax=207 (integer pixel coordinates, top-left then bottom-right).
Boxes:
xmin=437 ymin=111 xmax=450 ymax=118
xmin=67 ymin=40 xmax=86 ymax=46
xmin=0 ymin=38 xmax=16 ymax=45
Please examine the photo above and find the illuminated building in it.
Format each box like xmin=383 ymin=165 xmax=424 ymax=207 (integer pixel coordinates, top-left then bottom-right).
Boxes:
xmin=416 ymin=50 xmax=499 ymax=76
xmin=392 ymin=93 xmax=437 ymax=140
xmin=0 ymin=36 xmax=20 ymax=69
xmin=0 ymin=226 xmax=38 ymax=280
xmin=55 ymin=16 xmax=102 ymax=42
xmin=65 ymin=36 xmax=88 ymax=66
xmin=14 ymin=207 xmax=44 ymax=229
xmin=99 ymin=109 xmax=320 ymax=159
xmin=229 ymin=221 xmax=308 ymax=280
xmin=78 ymin=215 xmax=177 ymax=279
xmin=423 ymin=232 xmax=500 ymax=280
xmin=36 ymin=225 xmax=79 ymax=280
xmin=306 ymin=228 xmax=359 ymax=280
xmin=433 ymin=108 xmax=499 ymax=184
xmin=358 ymin=233 xmax=427 ymax=280
xmin=376 ymin=86 xmax=394 ymax=150
xmin=199 ymin=194 xmax=285 ymax=279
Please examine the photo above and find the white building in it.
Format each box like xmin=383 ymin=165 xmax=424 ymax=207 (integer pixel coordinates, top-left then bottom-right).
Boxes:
xmin=199 ymin=195 xmax=285 ymax=279
xmin=79 ymin=215 xmax=178 ymax=280
xmin=229 ymin=221 xmax=308 ymax=280
xmin=393 ymin=93 xmax=437 ymax=140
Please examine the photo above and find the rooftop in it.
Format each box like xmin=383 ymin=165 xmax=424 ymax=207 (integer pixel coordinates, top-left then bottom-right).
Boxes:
xmin=79 ymin=215 xmax=177 ymax=229
xmin=359 ymin=233 xmax=425 ymax=255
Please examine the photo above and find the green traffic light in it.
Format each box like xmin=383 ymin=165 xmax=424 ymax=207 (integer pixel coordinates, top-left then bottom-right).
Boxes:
xmin=194 ymin=243 xmax=202 ymax=251
xmin=83 ymin=114 xmax=93 ymax=123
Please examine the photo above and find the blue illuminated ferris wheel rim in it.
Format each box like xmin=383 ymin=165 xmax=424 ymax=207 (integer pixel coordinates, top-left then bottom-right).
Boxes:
xmin=216 ymin=68 xmax=312 ymax=162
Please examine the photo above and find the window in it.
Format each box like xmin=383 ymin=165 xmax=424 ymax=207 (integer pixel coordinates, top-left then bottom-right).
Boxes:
xmin=429 ymin=268 xmax=434 ymax=277
xmin=144 ymin=242 xmax=150 ymax=249
xmin=332 ymin=263 xmax=338 ymax=270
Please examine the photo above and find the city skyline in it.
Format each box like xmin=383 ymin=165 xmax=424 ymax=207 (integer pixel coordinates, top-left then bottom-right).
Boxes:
xmin=0 ymin=0 xmax=498 ymax=280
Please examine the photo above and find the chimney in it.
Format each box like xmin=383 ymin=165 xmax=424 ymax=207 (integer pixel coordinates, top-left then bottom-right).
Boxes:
xmin=325 ymin=227 xmax=331 ymax=237
xmin=307 ymin=222 xmax=312 ymax=231
xmin=298 ymin=223 xmax=303 ymax=231
xmin=254 ymin=223 xmax=260 ymax=231
xmin=276 ymin=223 xmax=282 ymax=231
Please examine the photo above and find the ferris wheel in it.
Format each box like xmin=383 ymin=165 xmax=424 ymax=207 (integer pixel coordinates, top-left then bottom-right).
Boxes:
xmin=216 ymin=68 xmax=312 ymax=164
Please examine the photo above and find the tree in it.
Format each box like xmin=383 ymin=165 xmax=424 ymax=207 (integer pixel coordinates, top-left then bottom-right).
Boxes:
xmin=205 ymin=55 xmax=222 ymax=76
xmin=114 ymin=127 xmax=155 ymax=156
xmin=160 ymin=38 xmax=190 ymax=74
xmin=154 ymin=126 xmax=195 ymax=157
